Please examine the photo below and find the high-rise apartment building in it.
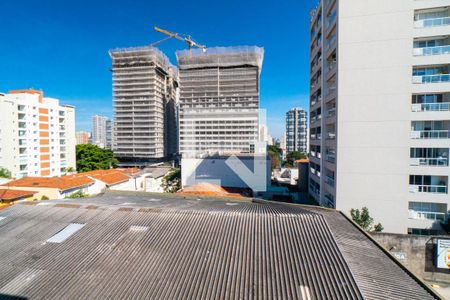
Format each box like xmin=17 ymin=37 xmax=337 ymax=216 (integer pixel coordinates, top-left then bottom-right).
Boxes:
xmin=309 ymin=0 xmax=450 ymax=234
xmin=0 ymin=90 xmax=76 ymax=178
xmin=109 ymin=46 xmax=178 ymax=162
xmin=176 ymin=46 xmax=264 ymax=156
xmin=286 ymin=107 xmax=308 ymax=153
xmin=92 ymin=115 xmax=108 ymax=148
xmin=76 ymin=131 xmax=90 ymax=145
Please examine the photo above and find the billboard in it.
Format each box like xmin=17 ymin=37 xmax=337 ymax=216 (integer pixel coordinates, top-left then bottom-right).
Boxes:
xmin=436 ymin=239 xmax=450 ymax=269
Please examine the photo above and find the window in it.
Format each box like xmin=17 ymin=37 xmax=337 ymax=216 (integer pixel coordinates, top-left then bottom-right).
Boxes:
xmin=408 ymin=201 xmax=447 ymax=221
xmin=408 ymin=228 xmax=439 ymax=236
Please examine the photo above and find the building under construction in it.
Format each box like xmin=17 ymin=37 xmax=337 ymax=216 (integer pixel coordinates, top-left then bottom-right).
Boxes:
xmin=109 ymin=46 xmax=178 ymax=163
xmin=176 ymin=46 xmax=264 ymax=156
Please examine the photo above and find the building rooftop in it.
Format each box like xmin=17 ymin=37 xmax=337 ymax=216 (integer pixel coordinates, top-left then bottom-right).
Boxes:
xmin=78 ymin=169 xmax=130 ymax=186
xmin=2 ymin=176 xmax=94 ymax=192
xmin=0 ymin=192 xmax=439 ymax=299
xmin=0 ymin=189 xmax=36 ymax=201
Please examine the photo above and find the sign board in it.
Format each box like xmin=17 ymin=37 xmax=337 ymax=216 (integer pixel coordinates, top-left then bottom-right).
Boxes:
xmin=436 ymin=239 xmax=450 ymax=269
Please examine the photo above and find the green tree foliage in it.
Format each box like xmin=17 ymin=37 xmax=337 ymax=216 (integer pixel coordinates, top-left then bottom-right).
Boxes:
xmin=76 ymin=144 xmax=118 ymax=172
xmin=41 ymin=195 xmax=49 ymax=200
xmin=65 ymin=190 xmax=88 ymax=198
xmin=0 ymin=167 xmax=11 ymax=179
xmin=350 ymin=207 xmax=383 ymax=232
xmin=285 ymin=151 xmax=307 ymax=167
xmin=267 ymin=145 xmax=281 ymax=170
xmin=162 ymin=168 xmax=181 ymax=193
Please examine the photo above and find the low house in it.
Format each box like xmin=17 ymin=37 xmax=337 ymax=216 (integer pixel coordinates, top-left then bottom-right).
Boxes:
xmin=109 ymin=167 xmax=171 ymax=193
xmin=0 ymin=189 xmax=37 ymax=204
xmin=79 ymin=169 xmax=131 ymax=190
xmin=1 ymin=176 xmax=94 ymax=200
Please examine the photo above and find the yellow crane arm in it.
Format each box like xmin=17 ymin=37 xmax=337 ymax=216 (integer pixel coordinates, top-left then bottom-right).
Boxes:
xmin=153 ymin=26 xmax=206 ymax=50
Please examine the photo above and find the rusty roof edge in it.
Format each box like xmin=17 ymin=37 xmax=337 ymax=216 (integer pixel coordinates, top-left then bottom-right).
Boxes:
xmin=338 ymin=211 xmax=443 ymax=300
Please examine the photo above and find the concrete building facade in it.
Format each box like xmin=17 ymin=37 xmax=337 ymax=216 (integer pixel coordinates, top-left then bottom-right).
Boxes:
xmin=286 ymin=107 xmax=308 ymax=153
xmin=0 ymin=90 xmax=76 ymax=179
xmin=309 ymin=0 xmax=450 ymax=234
xmin=109 ymin=46 xmax=178 ymax=163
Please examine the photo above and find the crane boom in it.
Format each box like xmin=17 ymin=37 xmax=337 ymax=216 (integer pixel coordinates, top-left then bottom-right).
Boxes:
xmin=153 ymin=26 xmax=206 ymax=52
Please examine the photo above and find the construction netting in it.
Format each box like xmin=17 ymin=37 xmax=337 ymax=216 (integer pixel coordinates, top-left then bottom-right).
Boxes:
xmin=109 ymin=46 xmax=177 ymax=74
xmin=176 ymin=46 xmax=264 ymax=71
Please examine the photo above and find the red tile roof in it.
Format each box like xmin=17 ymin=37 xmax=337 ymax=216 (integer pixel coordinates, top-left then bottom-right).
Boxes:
xmin=0 ymin=189 xmax=37 ymax=201
xmin=79 ymin=170 xmax=130 ymax=186
xmin=3 ymin=176 xmax=94 ymax=191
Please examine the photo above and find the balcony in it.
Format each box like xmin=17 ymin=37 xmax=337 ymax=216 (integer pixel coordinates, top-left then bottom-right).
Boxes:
xmin=410 ymin=148 xmax=449 ymax=167
xmin=413 ymin=65 xmax=450 ymax=84
xmin=409 ymin=202 xmax=447 ymax=222
xmin=413 ymin=45 xmax=450 ymax=56
xmin=411 ymin=130 xmax=449 ymax=139
xmin=411 ymin=121 xmax=450 ymax=139
xmin=414 ymin=16 xmax=450 ymax=28
xmin=412 ymin=102 xmax=450 ymax=112
xmin=410 ymin=175 xmax=448 ymax=194
xmin=325 ymin=175 xmax=335 ymax=187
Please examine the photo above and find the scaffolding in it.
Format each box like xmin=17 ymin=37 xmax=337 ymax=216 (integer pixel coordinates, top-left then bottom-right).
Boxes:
xmin=176 ymin=46 xmax=264 ymax=71
xmin=109 ymin=46 xmax=178 ymax=161
xmin=176 ymin=46 xmax=264 ymax=156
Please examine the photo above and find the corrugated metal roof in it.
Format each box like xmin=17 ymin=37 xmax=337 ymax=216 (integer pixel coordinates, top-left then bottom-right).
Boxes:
xmin=0 ymin=194 xmax=439 ymax=299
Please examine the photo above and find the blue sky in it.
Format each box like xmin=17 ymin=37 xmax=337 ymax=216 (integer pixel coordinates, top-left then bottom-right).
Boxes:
xmin=0 ymin=0 xmax=315 ymax=139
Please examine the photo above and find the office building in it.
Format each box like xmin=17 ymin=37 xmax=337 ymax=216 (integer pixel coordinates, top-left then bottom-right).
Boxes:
xmin=109 ymin=46 xmax=178 ymax=163
xmin=0 ymin=89 xmax=76 ymax=178
xmin=286 ymin=107 xmax=308 ymax=153
xmin=176 ymin=46 xmax=264 ymax=156
xmin=76 ymin=131 xmax=90 ymax=145
xmin=309 ymin=0 xmax=450 ymax=234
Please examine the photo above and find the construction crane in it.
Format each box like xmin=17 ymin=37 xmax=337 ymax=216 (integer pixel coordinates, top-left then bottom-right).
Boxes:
xmin=151 ymin=26 xmax=206 ymax=53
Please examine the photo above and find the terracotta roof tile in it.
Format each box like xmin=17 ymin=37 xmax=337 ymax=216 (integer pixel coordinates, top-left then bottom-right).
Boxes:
xmin=78 ymin=169 xmax=130 ymax=186
xmin=0 ymin=189 xmax=37 ymax=201
xmin=3 ymin=176 xmax=94 ymax=191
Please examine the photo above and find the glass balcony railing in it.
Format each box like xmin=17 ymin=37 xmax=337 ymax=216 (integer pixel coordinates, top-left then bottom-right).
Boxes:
xmin=412 ymin=102 xmax=450 ymax=112
xmin=413 ymin=45 xmax=450 ymax=56
xmin=410 ymin=157 xmax=448 ymax=167
xmin=409 ymin=184 xmax=448 ymax=194
xmin=414 ymin=17 xmax=450 ymax=28
xmin=408 ymin=210 xmax=446 ymax=221
xmin=411 ymin=130 xmax=450 ymax=139
xmin=413 ymin=74 xmax=450 ymax=84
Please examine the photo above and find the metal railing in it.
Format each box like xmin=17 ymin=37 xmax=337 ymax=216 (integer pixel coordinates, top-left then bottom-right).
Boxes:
xmin=411 ymin=130 xmax=450 ymax=139
xmin=412 ymin=74 xmax=450 ymax=84
xmin=408 ymin=210 xmax=446 ymax=221
xmin=413 ymin=45 xmax=450 ymax=56
xmin=409 ymin=184 xmax=448 ymax=194
xmin=411 ymin=102 xmax=450 ymax=112
xmin=414 ymin=16 xmax=450 ymax=28
xmin=410 ymin=157 xmax=449 ymax=166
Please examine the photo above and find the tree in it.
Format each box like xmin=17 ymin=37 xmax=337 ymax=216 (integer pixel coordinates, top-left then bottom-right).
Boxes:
xmin=350 ymin=207 xmax=383 ymax=232
xmin=76 ymin=144 xmax=119 ymax=172
xmin=285 ymin=151 xmax=307 ymax=167
xmin=41 ymin=195 xmax=49 ymax=200
xmin=65 ymin=190 xmax=88 ymax=198
xmin=0 ymin=167 xmax=11 ymax=179
xmin=267 ymin=145 xmax=281 ymax=170
xmin=162 ymin=168 xmax=181 ymax=193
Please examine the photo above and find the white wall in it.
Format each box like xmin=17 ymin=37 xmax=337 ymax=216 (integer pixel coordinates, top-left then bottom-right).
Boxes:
xmin=182 ymin=156 xmax=270 ymax=190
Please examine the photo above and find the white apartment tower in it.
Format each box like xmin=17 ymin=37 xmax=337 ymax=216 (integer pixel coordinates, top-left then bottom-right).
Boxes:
xmin=286 ymin=107 xmax=308 ymax=153
xmin=0 ymin=90 xmax=76 ymax=178
xmin=109 ymin=46 xmax=178 ymax=163
xmin=92 ymin=115 xmax=108 ymax=148
xmin=176 ymin=46 xmax=264 ymax=156
xmin=309 ymin=0 xmax=450 ymax=234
